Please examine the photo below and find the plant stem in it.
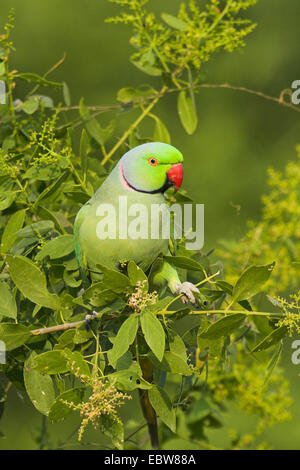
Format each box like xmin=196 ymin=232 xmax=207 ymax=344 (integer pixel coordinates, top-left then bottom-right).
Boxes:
xmin=101 ymin=85 xmax=167 ymax=165
xmin=161 ymin=309 xmax=284 ymax=318
xmin=163 ymin=271 xmax=220 ymax=311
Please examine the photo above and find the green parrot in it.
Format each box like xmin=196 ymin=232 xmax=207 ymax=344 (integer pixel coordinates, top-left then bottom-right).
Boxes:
xmin=74 ymin=142 xmax=200 ymax=448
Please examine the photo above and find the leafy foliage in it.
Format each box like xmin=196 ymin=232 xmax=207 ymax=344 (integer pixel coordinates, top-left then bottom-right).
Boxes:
xmin=0 ymin=2 xmax=297 ymax=450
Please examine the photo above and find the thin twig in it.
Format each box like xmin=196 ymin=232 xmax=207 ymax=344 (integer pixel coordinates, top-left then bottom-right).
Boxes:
xmin=30 ymin=311 xmax=100 ymax=336
xmin=101 ymin=84 xmax=168 ymax=165
xmin=56 ymin=82 xmax=300 ymax=115
xmin=161 ymin=309 xmax=284 ymax=317
xmin=195 ymin=82 xmax=300 ymax=113
xmin=27 ymin=53 xmax=67 ymax=97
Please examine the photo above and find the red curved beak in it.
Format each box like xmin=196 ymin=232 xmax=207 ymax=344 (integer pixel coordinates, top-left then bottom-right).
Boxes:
xmin=166 ymin=163 xmax=183 ymax=192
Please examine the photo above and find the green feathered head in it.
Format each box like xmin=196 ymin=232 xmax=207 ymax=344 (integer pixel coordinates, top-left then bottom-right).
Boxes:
xmin=120 ymin=142 xmax=183 ymax=193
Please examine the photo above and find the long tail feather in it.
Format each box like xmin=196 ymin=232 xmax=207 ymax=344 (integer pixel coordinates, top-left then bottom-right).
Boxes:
xmin=139 ymin=357 xmax=159 ymax=449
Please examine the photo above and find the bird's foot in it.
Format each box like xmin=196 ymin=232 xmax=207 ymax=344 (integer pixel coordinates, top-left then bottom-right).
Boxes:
xmin=174 ymin=282 xmax=200 ymax=305
xmin=84 ymin=311 xmax=98 ymax=331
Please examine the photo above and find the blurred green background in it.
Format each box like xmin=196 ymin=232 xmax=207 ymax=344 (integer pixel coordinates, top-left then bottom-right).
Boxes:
xmin=0 ymin=0 xmax=299 ymax=449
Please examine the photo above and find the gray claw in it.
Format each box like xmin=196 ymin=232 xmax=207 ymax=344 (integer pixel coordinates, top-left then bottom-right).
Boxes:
xmin=174 ymin=282 xmax=200 ymax=304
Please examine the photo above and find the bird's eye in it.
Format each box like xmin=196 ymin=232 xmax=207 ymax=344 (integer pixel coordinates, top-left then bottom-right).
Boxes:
xmin=148 ymin=157 xmax=158 ymax=166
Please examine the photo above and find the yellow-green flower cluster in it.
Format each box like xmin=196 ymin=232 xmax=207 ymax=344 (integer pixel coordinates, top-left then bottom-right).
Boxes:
xmin=29 ymin=112 xmax=71 ymax=168
xmin=62 ymin=373 xmax=131 ymax=442
xmin=275 ymin=292 xmax=300 ymax=335
xmin=128 ymin=280 xmax=158 ymax=312
xmin=0 ymin=149 xmax=19 ymax=178
xmin=107 ymin=0 xmax=258 ymax=73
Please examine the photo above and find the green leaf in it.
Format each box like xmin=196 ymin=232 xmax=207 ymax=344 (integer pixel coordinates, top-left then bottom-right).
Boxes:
xmin=0 ymin=61 xmax=5 ymax=77
xmin=111 ymin=366 xmax=151 ymax=392
xmin=127 ymin=260 xmax=148 ymax=292
xmin=54 ymin=329 xmax=75 ymax=350
xmin=216 ymin=280 xmax=252 ymax=311
xmin=177 ymin=90 xmax=197 ymax=135
xmin=200 ymin=314 xmax=245 ymax=340
xmin=0 ymin=282 xmax=17 ymax=319
xmin=0 ymin=191 xmax=16 ymax=211
xmin=33 ymin=172 xmax=68 ymax=208
xmin=32 ymin=350 xmax=69 ymax=375
xmin=197 ymin=336 xmax=222 ymax=359
xmin=233 ymin=262 xmax=275 ymax=302
xmin=152 ymin=115 xmax=171 ymax=144
xmin=39 ymin=208 xmax=66 ymax=234
xmin=264 ymin=342 xmax=283 ymax=384
xmin=16 ymin=72 xmax=63 ymax=88
xmin=24 ymin=352 xmax=55 ymax=415
xmin=35 ymin=235 xmax=74 ymax=261
xmin=64 ymin=349 xmax=91 ymax=377
xmin=1 ymin=209 xmax=26 ymax=253
xmin=98 ymin=264 xmax=130 ymax=293
xmin=117 ymin=87 xmax=139 ymax=103
xmin=252 ymin=314 xmax=273 ymax=336
xmin=33 ymin=94 xmax=53 ymax=108
xmin=79 ymin=98 xmax=105 ymax=146
xmin=168 ymin=329 xmax=187 ymax=358
xmin=107 ymin=315 xmax=139 ymax=366
xmin=48 ymin=387 xmax=85 ymax=423
xmin=0 ymin=323 xmax=31 ymax=350
xmin=99 ymin=414 xmax=124 ymax=450
xmin=80 ymin=128 xmax=89 ymax=178
xmin=62 ymin=81 xmax=71 ymax=106
xmin=164 ymin=255 xmax=204 ymax=271
xmin=21 ymin=97 xmax=39 ymax=114
xmin=161 ymin=13 xmax=188 ymax=30
xmin=149 ymin=386 xmax=176 ymax=432
xmin=117 ymin=86 xmax=156 ymax=103
xmin=16 ymin=220 xmax=54 ymax=239
xmin=252 ymin=327 xmax=287 ymax=353
xmin=140 ymin=310 xmax=165 ymax=361
xmin=131 ymin=60 xmax=162 ymax=77
xmin=63 ymin=269 xmax=81 ymax=288
xmin=6 ymin=255 xmax=60 ymax=310
xmin=150 ymin=329 xmax=192 ymax=375
xmin=73 ymin=326 xmax=93 ymax=345
xmin=155 ymin=351 xmax=192 ymax=376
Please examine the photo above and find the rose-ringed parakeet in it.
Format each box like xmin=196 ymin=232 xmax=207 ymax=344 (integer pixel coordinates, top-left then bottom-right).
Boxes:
xmin=74 ymin=142 xmax=200 ymax=448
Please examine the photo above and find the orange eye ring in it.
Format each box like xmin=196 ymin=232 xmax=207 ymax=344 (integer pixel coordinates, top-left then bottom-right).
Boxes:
xmin=148 ymin=156 xmax=158 ymax=166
